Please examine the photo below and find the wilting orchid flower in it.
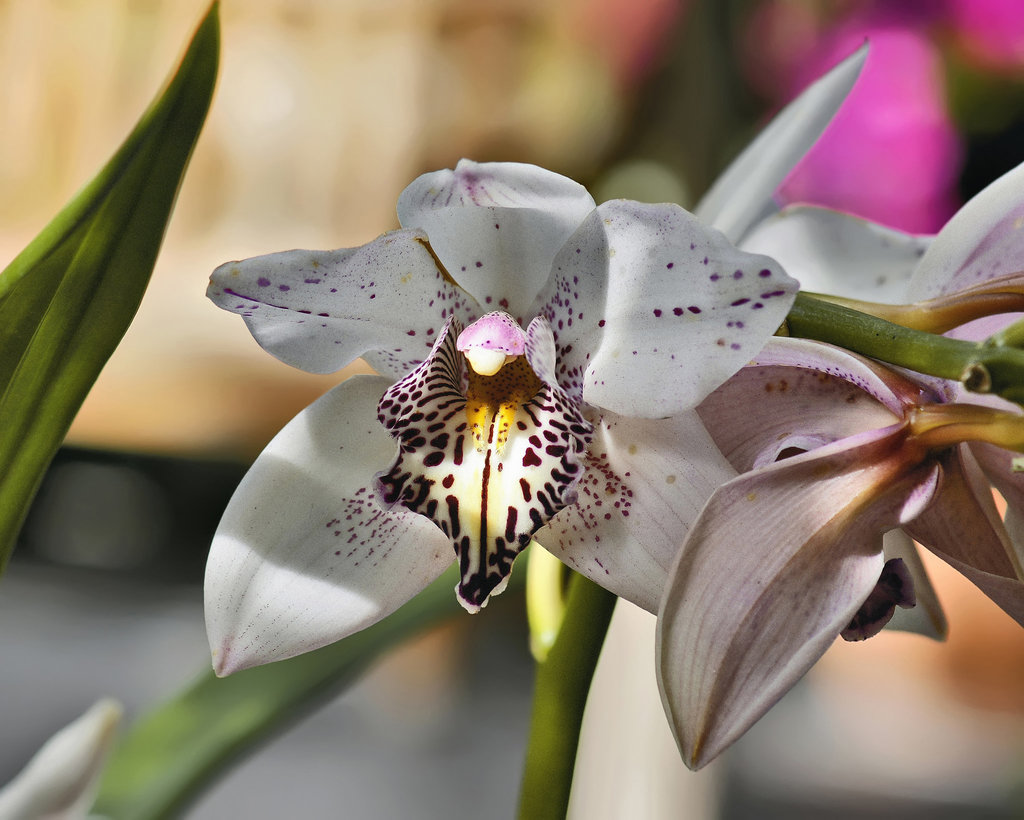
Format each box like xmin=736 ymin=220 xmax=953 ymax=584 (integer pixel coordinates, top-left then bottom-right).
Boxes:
xmin=0 ymin=699 xmax=122 ymax=820
xmin=202 ymin=45 xmax=869 ymax=676
xmin=658 ymin=151 xmax=1024 ymax=771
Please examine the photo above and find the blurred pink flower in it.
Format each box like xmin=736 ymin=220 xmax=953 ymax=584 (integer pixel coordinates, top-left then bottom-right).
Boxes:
xmin=946 ymin=0 xmax=1024 ymax=69
xmin=775 ymin=17 xmax=962 ymax=234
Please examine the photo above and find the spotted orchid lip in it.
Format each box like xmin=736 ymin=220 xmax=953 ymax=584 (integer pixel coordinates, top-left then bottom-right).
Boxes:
xmin=377 ymin=315 xmax=592 ymax=612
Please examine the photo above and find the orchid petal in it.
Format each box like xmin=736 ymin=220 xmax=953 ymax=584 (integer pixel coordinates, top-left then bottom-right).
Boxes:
xmin=698 ymin=342 xmax=902 ymax=471
xmin=208 ymin=230 xmax=478 ymax=379
xmin=534 ymin=409 xmax=736 ymax=614
xmin=0 ymin=699 xmax=122 ymax=820
xmin=205 ymin=375 xmax=453 ymax=675
xmin=377 ymin=317 xmax=591 ymax=612
xmin=908 ymin=158 xmax=1024 ymax=300
xmin=396 ymin=160 xmax=596 ymax=318
xmin=904 ymin=445 xmax=1024 ymax=626
xmin=741 ymin=205 xmax=930 ymax=299
xmin=535 ymin=200 xmax=796 ymax=416
xmin=694 ymin=45 xmax=868 ymax=243
xmin=657 ymin=426 xmax=924 ymax=769
xmin=970 ymin=440 xmax=1024 ymax=569
xmin=881 ymin=529 xmax=948 ymax=640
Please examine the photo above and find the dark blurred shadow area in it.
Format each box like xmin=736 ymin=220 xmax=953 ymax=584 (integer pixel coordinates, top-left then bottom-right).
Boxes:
xmin=16 ymin=447 xmax=245 ymax=582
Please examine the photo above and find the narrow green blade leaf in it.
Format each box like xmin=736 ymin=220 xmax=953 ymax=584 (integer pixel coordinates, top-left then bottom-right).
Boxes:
xmin=92 ymin=565 xmax=464 ymax=820
xmin=0 ymin=3 xmax=220 ymax=572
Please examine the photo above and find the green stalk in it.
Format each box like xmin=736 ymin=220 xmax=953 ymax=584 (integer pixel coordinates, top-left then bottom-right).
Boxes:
xmin=517 ymin=575 xmax=617 ymax=820
xmin=92 ymin=566 xmax=467 ymax=820
xmin=787 ymin=293 xmax=1024 ymax=405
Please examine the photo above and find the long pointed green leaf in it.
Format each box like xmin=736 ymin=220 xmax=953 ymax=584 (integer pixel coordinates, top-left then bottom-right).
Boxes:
xmin=0 ymin=3 xmax=220 ymax=572
xmin=92 ymin=565 xmax=466 ymax=820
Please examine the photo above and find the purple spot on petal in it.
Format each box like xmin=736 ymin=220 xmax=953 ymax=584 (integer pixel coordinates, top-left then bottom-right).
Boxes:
xmin=687 ymin=306 xmax=702 ymax=314
xmin=731 ymin=298 xmax=750 ymax=307
xmin=759 ymin=268 xmax=772 ymax=278
xmin=257 ymin=277 xmax=271 ymax=287
xmin=653 ymin=309 xmax=663 ymax=317
xmin=666 ymin=262 xmax=675 ymax=269
xmin=733 ymin=270 xmax=743 ymax=280
xmin=710 ymin=273 xmax=720 ymax=281
xmin=279 ymin=285 xmax=290 ymax=291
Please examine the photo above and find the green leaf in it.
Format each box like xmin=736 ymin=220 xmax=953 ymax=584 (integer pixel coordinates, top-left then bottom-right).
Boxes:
xmin=92 ymin=564 xmax=465 ymax=820
xmin=0 ymin=2 xmax=220 ymax=573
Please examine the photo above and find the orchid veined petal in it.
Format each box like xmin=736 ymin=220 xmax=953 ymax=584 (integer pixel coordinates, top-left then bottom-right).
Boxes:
xmin=694 ymin=44 xmax=868 ymax=244
xmin=534 ymin=409 xmax=736 ymax=614
xmin=741 ymin=205 xmax=931 ymax=299
xmin=205 ymin=375 xmax=453 ymax=675
xmin=698 ymin=347 xmax=901 ymax=472
xmin=970 ymin=440 xmax=1024 ymax=570
xmin=0 ymin=699 xmax=122 ymax=820
xmin=881 ymin=529 xmax=948 ymax=640
xmin=657 ymin=425 xmax=923 ymax=770
xmin=207 ymin=230 xmax=479 ymax=380
xmin=533 ymin=200 xmax=796 ymax=416
xmin=908 ymin=157 xmax=1024 ymax=300
xmin=377 ymin=317 xmax=591 ymax=612
xmin=752 ymin=337 xmax=928 ymax=414
xmin=904 ymin=446 xmax=1024 ymax=626
xmin=396 ymin=160 xmax=596 ymax=319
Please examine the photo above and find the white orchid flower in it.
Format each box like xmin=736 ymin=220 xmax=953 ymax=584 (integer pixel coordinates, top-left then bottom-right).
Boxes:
xmin=659 ymin=150 xmax=1024 ymax=771
xmin=202 ymin=46 xmax=868 ymax=676
xmin=0 ymin=700 xmax=122 ymax=820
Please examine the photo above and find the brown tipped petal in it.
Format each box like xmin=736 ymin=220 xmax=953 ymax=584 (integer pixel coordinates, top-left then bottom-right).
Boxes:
xmin=657 ymin=426 xmax=927 ymax=769
xmin=904 ymin=446 xmax=1024 ymax=626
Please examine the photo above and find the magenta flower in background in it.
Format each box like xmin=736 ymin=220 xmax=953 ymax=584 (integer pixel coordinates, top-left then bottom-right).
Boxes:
xmin=766 ymin=9 xmax=962 ymax=234
xmin=946 ymin=0 xmax=1024 ymax=69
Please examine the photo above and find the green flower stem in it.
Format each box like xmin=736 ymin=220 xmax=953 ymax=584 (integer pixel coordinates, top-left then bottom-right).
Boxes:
xmin=517 ymin=575 xmax=617 ymax=820
xmin=787 ymin=292 xmax=1024 ymax=405
xmin=93 ymin=565 xmax=471 ymax=820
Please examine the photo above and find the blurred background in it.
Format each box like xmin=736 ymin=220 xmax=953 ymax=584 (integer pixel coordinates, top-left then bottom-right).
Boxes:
xmin=3 ymin=0 xmax=1024 ymax=816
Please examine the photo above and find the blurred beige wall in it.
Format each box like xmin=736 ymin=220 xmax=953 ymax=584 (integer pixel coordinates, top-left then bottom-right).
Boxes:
xmin=0 ymin=0 xmax=632 ymax=456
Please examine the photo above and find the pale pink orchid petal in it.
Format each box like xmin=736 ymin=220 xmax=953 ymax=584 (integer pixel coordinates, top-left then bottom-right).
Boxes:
xmin=907 ymin=158 xmax=1024 ymax=300
xmin=753 ymin=337 xmax=922 ymax=413
xmin=695 ymin=45 xmax=867 ymax=243
xmin=741 ymin=205 xmax=931 ymax=298
xmin=532 ymin=200 xmax=796 ymax=417
xmin=904 ymin=445 xmax=1024 ymax=626
xmin=207 ymin=231 xmax=479 ymax=380
xmin=698 ymin=338 xmax=903 ymax=471
xmin=970 ymin=439 xmax=1024 ymax=567
xmin=534 ymin=409 xmax=736 ymax=615
xmin=396 ymin=160 xmax=596 ymax=319
xmin=881 ymin=529 xmax=948 ymax=640
xmin=657 ymin=425 xmax=931 ymax=770
xmin=204 ymin=375 xmax=453 ymax=675
xmin=0 ymin=699 xmax=122 ymax=820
